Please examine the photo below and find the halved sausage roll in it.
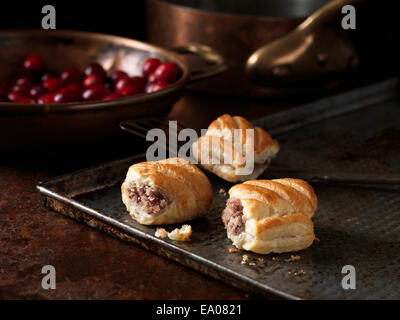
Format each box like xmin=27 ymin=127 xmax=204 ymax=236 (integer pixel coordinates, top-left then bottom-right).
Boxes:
xmin=121 ymin=157 xmax=213 ymax=225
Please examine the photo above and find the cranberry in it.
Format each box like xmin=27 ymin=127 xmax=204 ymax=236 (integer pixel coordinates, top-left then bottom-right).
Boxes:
xmin=102 ymin=92 xmax=123 ymax=101
xmin=84 ymin=62 xmax=106 ymax=81
xmin=41 ymin=72 xmax=58 ymax=82
xmin=8 ymin=91 xmax=25 ymax=102
xmin=38 ymin=93 xmax=55 ymax=104
xmin=82 ymin=85 xmax=109 ymax=101
xmin=142 ymin=58 xmax=161 ymax=78
xmin=147 ymin=72 xmax=157 ymax=84
xmin=11 ymin=83 xmax=30 ymax=95
xmin=114 ymin=76 xmax=132 ymax=90
xmin=60 ymin=68 xmax=83 ymax=84
xmin=29 ymin=85 xmax=48 ymax=99
xmin=117 ymin=86 xmax=142 ymax=97
xmin=42 ymin=78 xmax=61 ymax=92
xmin=23 ymin=54 xmax=45 ymax=72
xmin=110 ymin=70 xmax=128 ymax=84
xmin=15 ymin=75 xmax=35 ymax=87
xmin=153 ymin=62 xmax=181 ymax=83
xmin=130 ymin=76 xmax=146 ymax=91
xmin=64 ymin=83 xmax=83 ymax=97
xmin=83 ymin=74 xmax=104 ymax=89
xmin=54 ymin=87 xmax=80 ymax=103
xmin=17 ymin=97 xmax=35 ymax=104
xmin=149 ymin=82 xmax=170 ymax=93
xmin=115 ymin=76 xmax=145 ymax=92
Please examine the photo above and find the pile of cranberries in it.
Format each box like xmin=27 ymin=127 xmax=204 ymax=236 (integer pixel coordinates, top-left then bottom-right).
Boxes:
xmin=0 ymin=54 xmax=182 ymax=104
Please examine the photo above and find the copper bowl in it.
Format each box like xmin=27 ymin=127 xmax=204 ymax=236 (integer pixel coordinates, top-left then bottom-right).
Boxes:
xmin=0 ymin=30 xmax=226 ymax=151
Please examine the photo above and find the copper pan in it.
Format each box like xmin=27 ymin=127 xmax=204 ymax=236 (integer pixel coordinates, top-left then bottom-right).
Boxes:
xmin=0 ymin=30 xmax=226 ymax=151
xmin=146 ymin=0 xmax=331 ymax=97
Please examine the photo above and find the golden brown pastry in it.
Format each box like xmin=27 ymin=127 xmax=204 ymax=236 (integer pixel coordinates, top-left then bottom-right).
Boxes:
xmin=192 ymin=114 xmax=279 ymax=182
xmin=121 ymin=158 xmax=213 ymax=225
xmin=221 ymin=178 xmax=317 ymax=254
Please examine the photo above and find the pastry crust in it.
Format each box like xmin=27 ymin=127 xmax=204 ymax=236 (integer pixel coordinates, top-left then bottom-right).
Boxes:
xmin=121 ymin=158 xmax=213 ymax=225
xmin=222 ymin=178 xmax=317 ymax=254
xmin=192 ymin=114 xmax=279 ymax=182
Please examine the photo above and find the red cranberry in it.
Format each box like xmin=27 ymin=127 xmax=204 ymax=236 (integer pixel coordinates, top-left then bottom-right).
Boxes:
xmin=102 ymin=92 xmax=123 ymax=101
xmin=15 ymin=75 xmax=35 ymax=87
xmin=60 ymin=68 xmax=83 ymax=84
xmin=114 ymin=76 xmax=133 ymax=91
xmin=83 ymin=74 xmax=104 ymax=89
xmin=64 ymin=83 xmax=83 ymax=97
xmin=41 ymin=72 xmax=58 ymax=82
xmin=130 ymin=76 xmax=146 ymax=91
xmin=82 ymin=85 xmax=109 ymax=101
xmin=8 ymin=91 xmax=25 ymax=102
xmin=117 ymin=86 xmax=142 ymax=97
xmin=149 ymin=82 xmax=170 ymax=93
xmin=153 ymin=62 xmax=181 ymax=83
xmin=17 ymin=97 xmax=35 ymax=104
xmin=54 ymin=87 xmax=80 ymax=103
xmin=84 ymin=63 xmax=106 ymax=81
xmin=29 ymin=85 xmax=48 ymax=99
xmin=142 ymin=58 xmax=161 ymax=78
xmin=110 ymin=70 xmax=128 ymax=84
xmin=11 ymin=83 xmax=30 ymax=95
xmin=23 ymin=54 xmax=45 ymax=72
xmin=38 ymin=93 xmax=55 ymax=104
xmin=114 ymin=76 xmax=145 ymax=92
xmin=42 ymin=78 xmax=61 ymax=92
xmin=147 ymin=72 xmax=157 ymax=84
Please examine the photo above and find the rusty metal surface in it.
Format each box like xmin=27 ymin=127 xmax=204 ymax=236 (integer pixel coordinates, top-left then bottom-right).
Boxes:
xmin=38 ymin=78 xmax=400 ymax=299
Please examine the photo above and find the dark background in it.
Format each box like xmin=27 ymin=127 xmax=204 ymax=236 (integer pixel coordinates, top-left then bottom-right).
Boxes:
xmin=0 ymin=1 xmax=146 ymax=39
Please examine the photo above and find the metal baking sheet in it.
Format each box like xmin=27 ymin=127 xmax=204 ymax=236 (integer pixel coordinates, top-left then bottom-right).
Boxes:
xmin=38 ymin=78 xmax=400 ymax=299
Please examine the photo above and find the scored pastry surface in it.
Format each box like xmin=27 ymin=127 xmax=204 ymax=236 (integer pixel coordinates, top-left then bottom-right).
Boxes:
xmin=122 ymin=157 xmax=213 ymax=225
xmin=222 ymin=178 xmax=317 ymax=254
xmin=192 ymin=114 xmax=279 ymax=182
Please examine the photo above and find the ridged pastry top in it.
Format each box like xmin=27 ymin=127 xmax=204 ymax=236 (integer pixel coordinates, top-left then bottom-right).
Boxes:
xmin=126 ymin=157 xmax=213 ymax=213
xmin=229 ymin=178 xmax=318 ymax=218
xmin=205 ymin=114 xmax=280 ymax=158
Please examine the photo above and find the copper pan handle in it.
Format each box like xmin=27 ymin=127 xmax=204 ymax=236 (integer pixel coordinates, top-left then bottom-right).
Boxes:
xmin=173 ymin=43 xmax=227 ymax=83
xmin=246 ymin=0 xmax=366 ymax=86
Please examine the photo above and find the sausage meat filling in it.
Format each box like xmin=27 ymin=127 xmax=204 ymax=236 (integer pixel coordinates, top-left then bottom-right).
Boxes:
xmin=222 ymin=198 xmax=245 ymax=235
xmin=128 ymin=183 xmax=169 ymax=215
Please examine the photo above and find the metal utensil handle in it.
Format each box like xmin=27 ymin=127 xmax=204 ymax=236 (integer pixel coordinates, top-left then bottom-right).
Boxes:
xmin=173 ymin=43 xmax=227 ymax=83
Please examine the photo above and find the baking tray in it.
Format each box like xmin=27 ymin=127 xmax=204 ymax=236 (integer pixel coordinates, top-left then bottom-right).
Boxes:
xmin=37 ymin=78 xmax=400 ymax=299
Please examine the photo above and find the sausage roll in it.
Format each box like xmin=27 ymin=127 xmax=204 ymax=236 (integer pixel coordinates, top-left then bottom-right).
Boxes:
xmin=222 ymin=178 xmax=317 ymax=254
xmin=121 ymin=158 xmax=213 ymax=225
xmin=192 ymin=114 xmax=279 ymax=182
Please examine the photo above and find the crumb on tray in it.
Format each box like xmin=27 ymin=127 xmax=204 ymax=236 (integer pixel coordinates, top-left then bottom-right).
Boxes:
xmin=167 ymin=224 xmax=192 ymax=242
xmin=229 ymin=247 xmax=237 ymax=253
xmin=155 ymin=228 xmax=168 ymax=238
